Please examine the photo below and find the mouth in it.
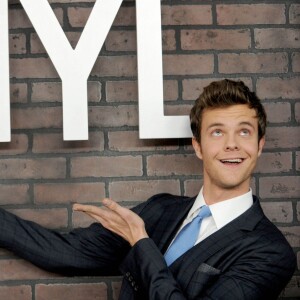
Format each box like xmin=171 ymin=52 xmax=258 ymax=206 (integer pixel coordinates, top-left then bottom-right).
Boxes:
xmin=219 ymin=158 xmax=245 ymax=165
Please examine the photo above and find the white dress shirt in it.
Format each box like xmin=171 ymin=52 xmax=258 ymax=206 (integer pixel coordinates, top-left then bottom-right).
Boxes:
xmin=173 ymin=188 xmax=253 ymax=246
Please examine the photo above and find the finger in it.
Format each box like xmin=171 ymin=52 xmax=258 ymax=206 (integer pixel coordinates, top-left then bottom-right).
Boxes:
xmin=73 ymin=203 xmax=125 ymax=227
xmin=102 ymin=199 xmax=130 ymax=219
xmin=73 ymin=203 xmax=103 ymax=214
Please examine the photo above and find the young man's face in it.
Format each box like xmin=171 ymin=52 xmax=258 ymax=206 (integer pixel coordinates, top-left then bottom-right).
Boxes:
xmin=192 ymin=104 xmax=265 ymax=199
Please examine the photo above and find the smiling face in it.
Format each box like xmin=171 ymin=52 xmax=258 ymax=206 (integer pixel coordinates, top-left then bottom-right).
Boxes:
xmin=192 ymin=104 xmax=265 ymax=203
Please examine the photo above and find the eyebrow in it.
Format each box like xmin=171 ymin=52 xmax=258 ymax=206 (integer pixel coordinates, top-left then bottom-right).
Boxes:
xmin=207 ymin=121 xmax=256 ymax=130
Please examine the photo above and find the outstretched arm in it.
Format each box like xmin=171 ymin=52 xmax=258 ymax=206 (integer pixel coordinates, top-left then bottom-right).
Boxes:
xmin=0 ymin=207 xmax=130 ymax=276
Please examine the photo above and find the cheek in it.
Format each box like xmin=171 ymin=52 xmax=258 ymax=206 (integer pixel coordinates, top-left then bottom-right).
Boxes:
xmin=244 ymin=143 xmax=261 ymax=158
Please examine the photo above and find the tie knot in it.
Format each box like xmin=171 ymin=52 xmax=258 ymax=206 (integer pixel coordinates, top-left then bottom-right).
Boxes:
xmin=197 ymin=205 xmax=211 ymax=219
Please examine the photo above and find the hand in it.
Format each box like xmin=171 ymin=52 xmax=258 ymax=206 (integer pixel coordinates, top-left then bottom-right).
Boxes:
xmin=73 ymin=199 xmax=148 ymax=246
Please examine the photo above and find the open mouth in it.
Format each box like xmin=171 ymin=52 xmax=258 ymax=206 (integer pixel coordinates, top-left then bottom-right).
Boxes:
xmin=220 ymin=158 xmax=244 ymax=165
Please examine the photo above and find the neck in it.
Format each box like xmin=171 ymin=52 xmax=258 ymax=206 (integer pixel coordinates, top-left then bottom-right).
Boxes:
xmin=202 ymin=184 xmax=250 ymax=205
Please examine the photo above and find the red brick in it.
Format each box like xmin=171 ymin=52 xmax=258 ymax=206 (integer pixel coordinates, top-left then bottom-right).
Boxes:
xmin=184 ymin=179 xmax=203 ymax=197
xmin=163 ymin=54 xmax=214 ymax=75
xmin=68 ymin=7 xmax=86 ymax=27
xmin=296 ymin=102 xmax=300 ymax=123
xmin=10 ymin=58 xmax=58 ymax=79
xmin=218 ymin=53 xmax=288 ymax=74
xmin=71 ymin=156 xmax=143 ymax=178
xmin=9 ymin=7 xmax=63 ymax=29
xmin=113 ymin=7 xmax=135 ymax=26
xmin=31 ymin=32 xmax=81 ymax=54
xmin=0 ymin=134 xmax=28 ymax=155
xmin=106 ymin=80 xmax=178 ymax=102
xmin=164 ymin=104 xmax=192 ymax=116
xmin=255 ymin=29 xmax=300 ymax=49
xmin=217 ymin=4 xmax=285 ymax=25
xmin=261 ymin=201 xmax=293 ymax=223
xmin=296 ymin=152 xmax=300 ymax=172
xmin=112 ymin=281 xmax=122 ymax=300
xmin=263 ymin=102 xmax=291 ymax=123
xmin=109 ymin=180 xmax=180 ymax=201
xmin=31 ymin=81 xmax=101 ymax=103
xmin=256 ymin=77 xmax=300 ymax=99
xmin=147 ymin=154 xmax=202 ymax=176
xmin=89 ymin=105 xmax=138 ymax=127
xmin=0 ymin=285 xmax=32 ymax=300
xmin=259 ymin=176 xmax=300 ymax=199
xmin=106 ymin=81 xmax=138 ymax=102
xmin=9 ymin=33 xmax=26 ymax=54
xmin=297 ymin=201 xmax=300 ymax=221
xmin=278 ymin=226 xmax=300 ymax=248
xmin=0 ymin=259 xmax=59 ymax=281
xmin=162 ymin=30 xmax=177 ymax=51
xmin=72 ymin=210 xmax=97 ymax=228
xmin=281 ymin=276 xmax=300 ymax=298
xmin=0 ymin=158 xmax=66 ymax=179
xmin=34 ymin=182 xmax=105 ymax=204
xmin=10 ymin=83 xmax=27 ymax=103
xmin=35 ymin=283 xmax=107 ymax=300
xmin=264 ymin=127 xmax=300 ymax=149
xmin=181 ymin=29 xmax=251 ymax=50
xmin=105 ymin=29 xmax=176 ymax=52
xmin=161 ymin=5 xmax=212 ymax=25
xmin=68 ymin=7 xmax=135 ymax=27
xmin=9 ymin=8 xmax=33 ymax=29
xmin=0 ymin=184 xmax=30 ymax=205
xmin=108 ymin=131 xmax=179 ymax=152
xmin=91 ymin=55 xmax=137 ymax=77
xmin=255 ymin=152 xmax=292 ymax=174
xmin=9 ymin=208 xmax=68 ymax=229
xmin=292 ymin=52 xmax=300 ymax=72
xmin=182 ymin=78 xmax=252 ymax=101
xmin=32 ymin=132 xmax=104 ymax=154
xmin=290 ymin=4 xmax=300 ymax=24
xmin=163 ymin=80 xmax=179 ymax=101
xmin=105 ymin=30 xmax=137 ymax=52
xmin=12 ymin=107 xmax=62 ymax=129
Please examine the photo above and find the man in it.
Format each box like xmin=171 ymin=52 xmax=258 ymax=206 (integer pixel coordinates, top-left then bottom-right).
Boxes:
xmin=0 ymin=79 xmax=296 ymax=299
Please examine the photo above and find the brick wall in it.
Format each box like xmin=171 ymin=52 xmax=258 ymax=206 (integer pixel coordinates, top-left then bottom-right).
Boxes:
xmin=1 ymin=0 xmax=299 ymax=299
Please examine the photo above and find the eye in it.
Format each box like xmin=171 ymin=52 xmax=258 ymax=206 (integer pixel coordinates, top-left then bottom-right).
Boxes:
xmin=212 ymin=129 xmax=223 ymax=137
xmin=240 ymin=129 xmax=250 ymax=136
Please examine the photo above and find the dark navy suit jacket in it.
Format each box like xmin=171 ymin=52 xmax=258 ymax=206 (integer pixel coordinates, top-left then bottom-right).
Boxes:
xmin=0 ymin=194 xmax=296 ymax=299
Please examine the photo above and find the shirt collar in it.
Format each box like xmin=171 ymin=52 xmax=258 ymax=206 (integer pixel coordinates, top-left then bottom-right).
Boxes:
xmin=190 ymin=187 xmax=253 ymax=230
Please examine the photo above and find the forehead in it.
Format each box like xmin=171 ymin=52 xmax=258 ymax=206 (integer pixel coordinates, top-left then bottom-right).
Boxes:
xmin=201 ymin=105 xmax=258 ymax=127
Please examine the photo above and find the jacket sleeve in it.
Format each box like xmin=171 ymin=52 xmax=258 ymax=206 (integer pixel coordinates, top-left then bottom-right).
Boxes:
xmin=0 ymin=208 xmax=130 ymax=276
xmin=119 ymin=237 xmax=296 ymax=300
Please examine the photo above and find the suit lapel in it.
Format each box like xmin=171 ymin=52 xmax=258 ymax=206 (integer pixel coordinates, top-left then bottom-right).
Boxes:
xmin=151 ymin=196 xmax=195 ymax=253
xmin=170 ymin=196 xmax=265 ymax=290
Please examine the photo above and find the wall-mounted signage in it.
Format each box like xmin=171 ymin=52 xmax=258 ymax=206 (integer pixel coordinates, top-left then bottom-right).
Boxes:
xmin=0 ymin=0 xmax=192 ymax=142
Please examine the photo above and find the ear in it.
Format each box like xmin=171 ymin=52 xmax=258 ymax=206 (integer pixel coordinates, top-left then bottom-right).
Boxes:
xmin=257 ymin=136 xmax=265 ymax=157
xmin=192 ymin=137 xmax=203 ymax=160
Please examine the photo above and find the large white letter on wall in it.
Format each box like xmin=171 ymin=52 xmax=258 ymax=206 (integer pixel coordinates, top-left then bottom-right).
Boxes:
xmin=19 ymin=0 xmax=123 ymax=140
xmin=136 ymin=0 xmax=192 ymax=139
xmin=0 ymin=0 xmax=10 ymax=142
xmin=2 ymin=0 xmax=192 ymax=141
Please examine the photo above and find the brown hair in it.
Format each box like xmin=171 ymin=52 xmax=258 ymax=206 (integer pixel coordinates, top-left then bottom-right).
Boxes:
xmin=190 ymin=79 xmax=267 ymax=142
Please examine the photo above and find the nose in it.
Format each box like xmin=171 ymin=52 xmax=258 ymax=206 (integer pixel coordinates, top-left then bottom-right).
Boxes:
xmin=224 ymin=134 xmax=239 ymax=151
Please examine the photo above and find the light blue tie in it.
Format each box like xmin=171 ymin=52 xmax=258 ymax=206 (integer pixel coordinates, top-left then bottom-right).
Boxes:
xmin=165 ymin=205 xmax=211 ymax=266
